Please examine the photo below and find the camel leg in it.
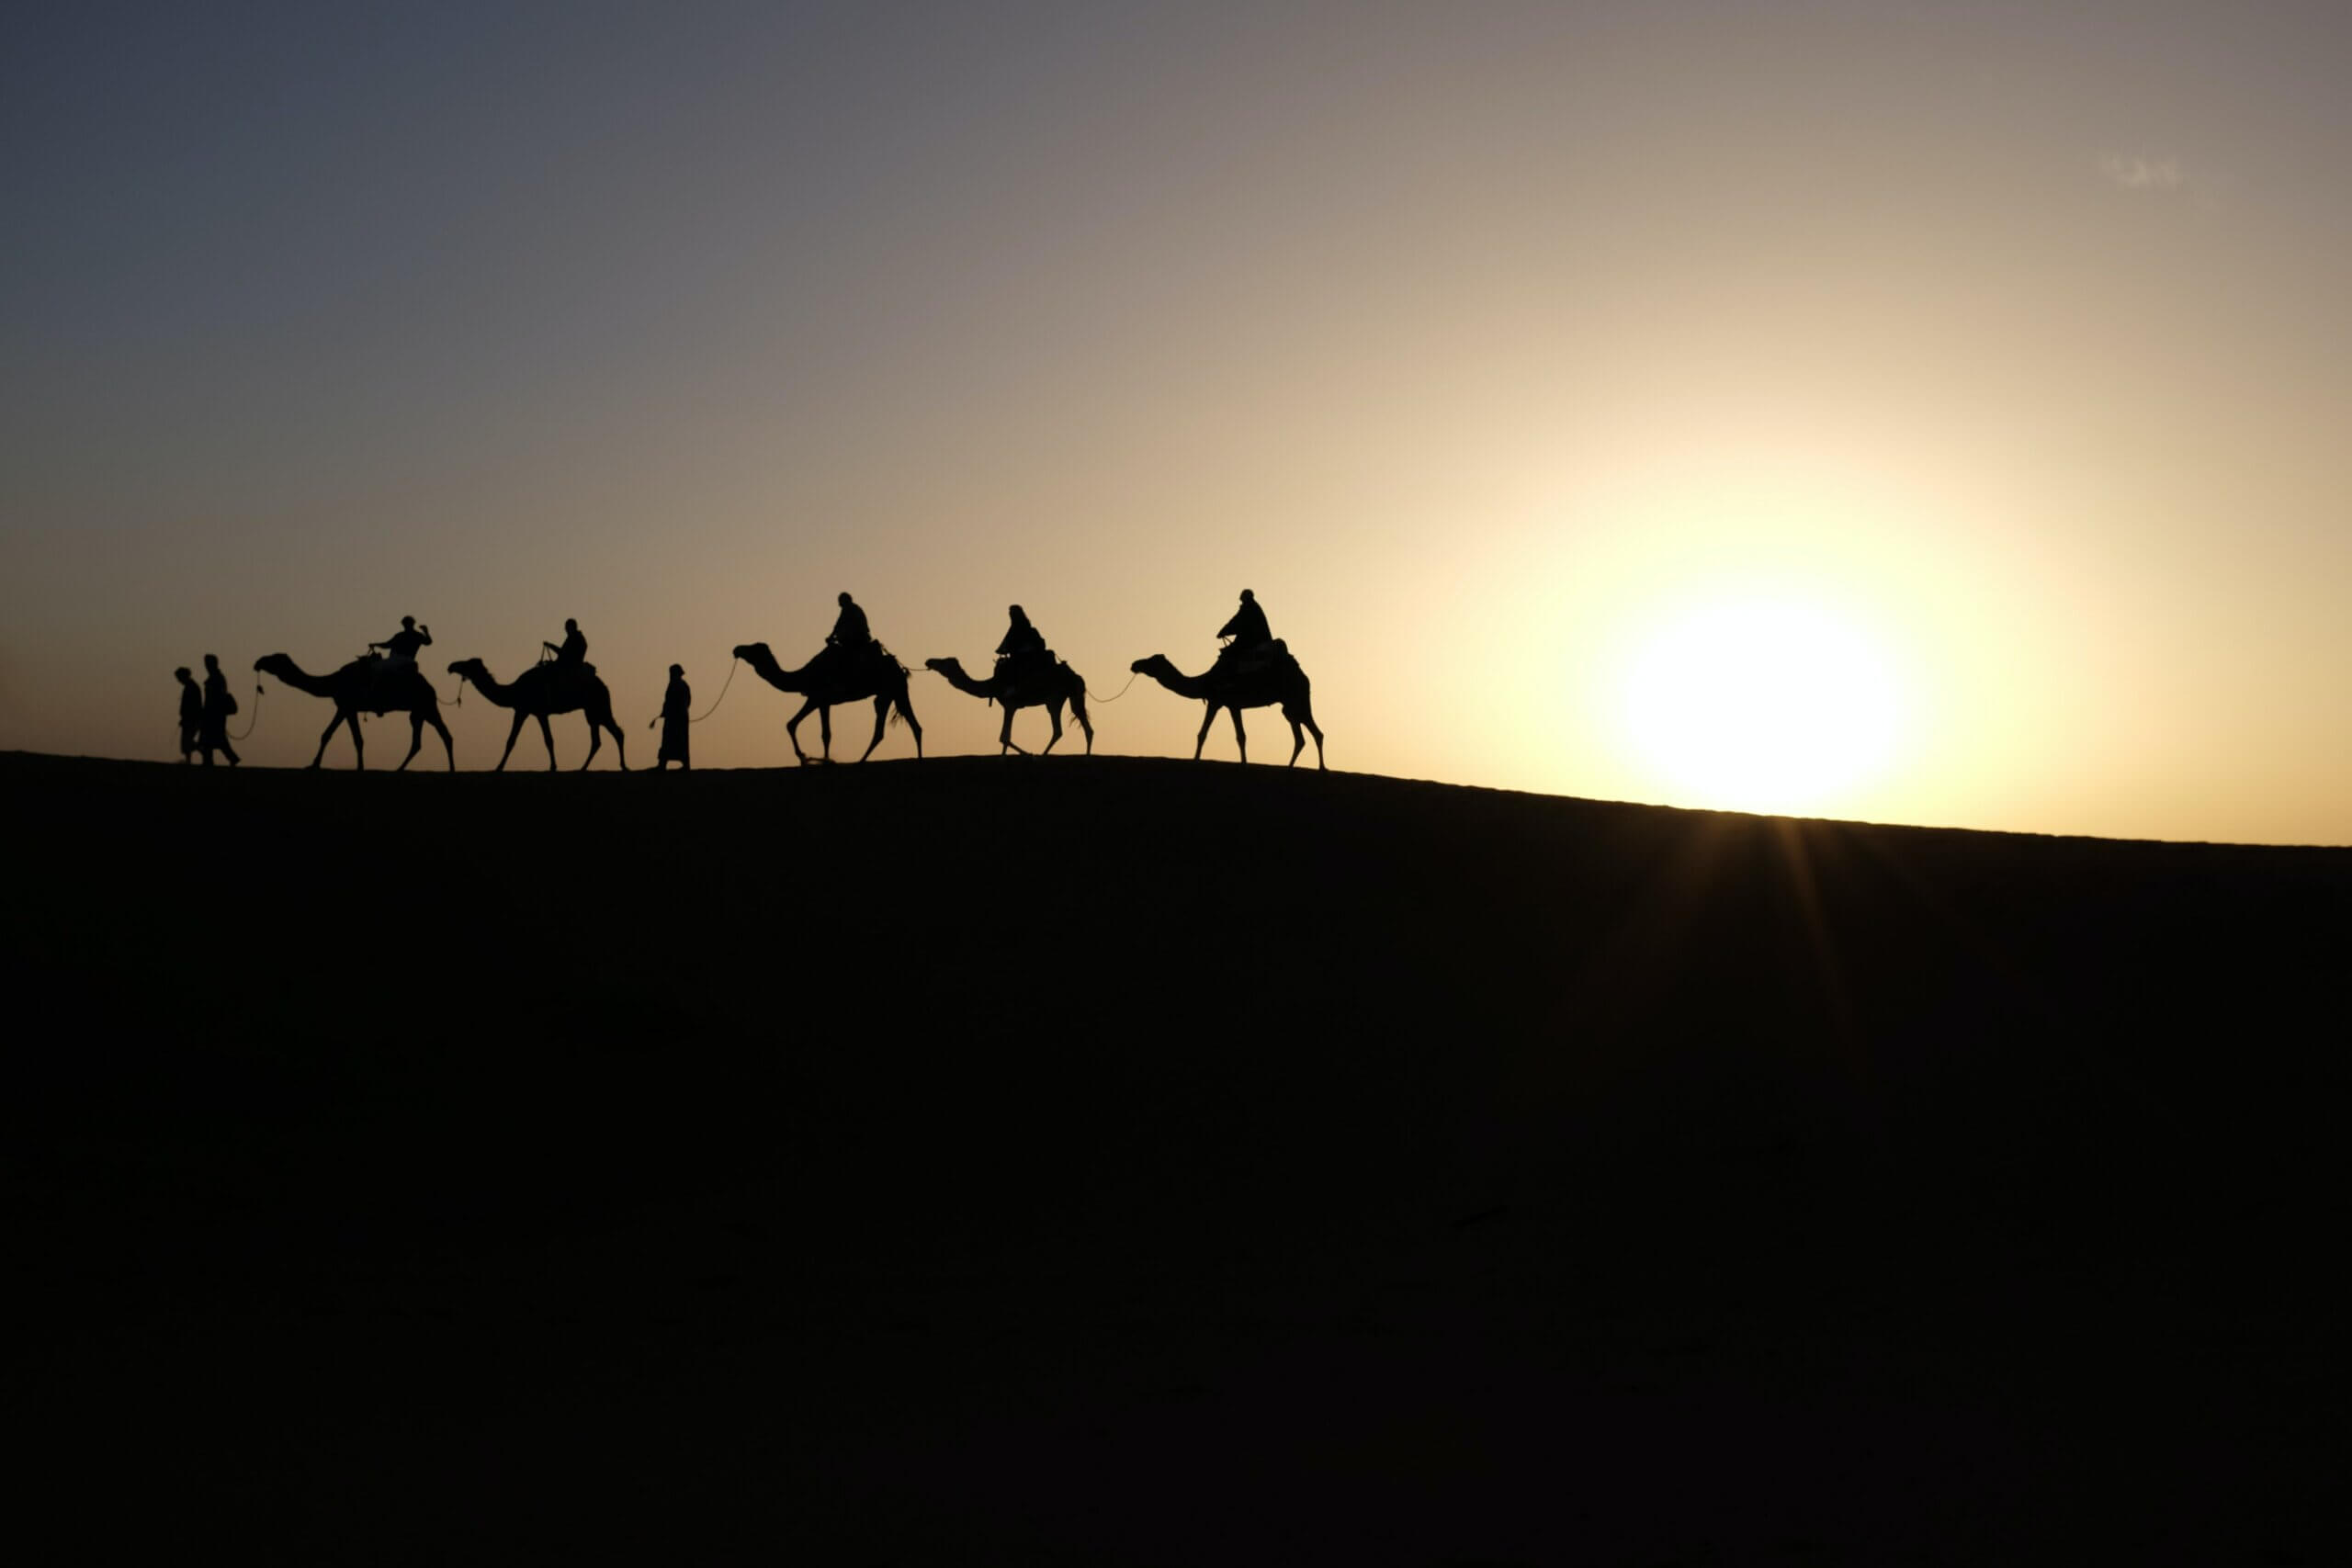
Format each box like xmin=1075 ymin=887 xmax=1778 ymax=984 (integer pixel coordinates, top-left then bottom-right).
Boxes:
xmin=786 ymin=700 xmax=820 ymax=764
xmin=1000 ymin=705 xmax=1022 ymax=757
xmin=1291 ymin=702 xmax=1325 ymax=770
xmin=310 ymin=711 xmax=344 ymax=770
xmin=857 ymin=695 xmax=889 ymax=762
xmin=901 ymin=693 xmax=922 ymax=758
xmin=537 ymin=713 xmax=559 ymax=771
xmin=1230 ymin=706 xmax=1248 ymax=765
xmin=1041 ymin=701 xmax=1063 ymax=757
xmin=819 ymin=704 xmax=835 ymax=761
xmin=428 ymin=710 xmax=455 ymax=771
xmin=1194 ymin=703 xmax=1217 ymax=761
xmin=607 ymin=714 xmax=628 ymax=773
xmin=348 ymin=711 xmax=366 ymax=771
xmin=1070 ymin=691 xmax=1093 ymax=755
xmin=399 ymin=712 xmax=425 ymax=771
xmin=580 ymin=711 xmax=601 ymax=771
xmin=498 ymin=712 xmax=526 ymax=772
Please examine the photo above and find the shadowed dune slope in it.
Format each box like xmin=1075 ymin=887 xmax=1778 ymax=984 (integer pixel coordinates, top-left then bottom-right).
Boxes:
xmin=6 ymin=750 xmax=2348 ymax=1561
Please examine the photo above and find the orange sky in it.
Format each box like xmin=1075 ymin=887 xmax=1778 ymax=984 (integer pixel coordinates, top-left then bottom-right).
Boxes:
xmin=7 ymin=4 xmax=2351 ymax=842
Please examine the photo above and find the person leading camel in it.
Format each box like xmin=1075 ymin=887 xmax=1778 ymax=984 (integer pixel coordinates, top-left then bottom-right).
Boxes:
xmin=652 ymin=662 xmax=692 ymax=770
xmin=175 ymin=666 xmax=203 ymax=762
xmin=198 ymin=653 xmax=241 ymax=767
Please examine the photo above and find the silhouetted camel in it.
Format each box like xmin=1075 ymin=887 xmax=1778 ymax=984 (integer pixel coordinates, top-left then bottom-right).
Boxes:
xmin=733 ymin=642 xmax=924 ymax=764
xmin=922 ymin=656 xmax=1094 ymax=756
xmin=254 ymin=653 xmax=456 ymax=771
xmin=447 ymin=659 xmax=628 ymax=772
xmin=1130 ymin=650 xmax=1326 ymax=769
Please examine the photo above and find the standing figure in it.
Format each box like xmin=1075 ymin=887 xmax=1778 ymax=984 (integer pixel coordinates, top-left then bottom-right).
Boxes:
xmin=544 ymin=618 xmax=588 ymax=667
xmin=175 ymin=666 xmax=203 ymax=762
xmin=198 ymin=653 xmax=241 ymax=767
xmin=653 ymin=663 xmax=692 ymax=770
xmin=369 ymin=615 xmax=432 ymax=667
xmin=1216 ymin=589 xmax=1272 ymax=664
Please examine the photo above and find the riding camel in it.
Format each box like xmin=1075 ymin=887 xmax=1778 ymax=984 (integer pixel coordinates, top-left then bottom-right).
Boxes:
xmin=733 ymin=642 xmax=924 ymax=764
xmin=446 ymin=658 xmax=629 ymax=772
xmin=922 ymin=656 xmax=1094 ymax=756
xmin=1130 ymin=649 xmax=1326 ymax=769
xmin=254 ymin=653 xmax=456 ymax=771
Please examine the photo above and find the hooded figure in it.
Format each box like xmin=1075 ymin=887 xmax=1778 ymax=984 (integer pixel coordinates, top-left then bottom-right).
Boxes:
xmin=828 ymin=592 xmax=871 ymax=654
xmin=175 ymin=667 xmax=203 ymax=761
xmin=995 ymin=604 xmax=1047 ymax=681
xmin=656 ymin=663 xmax=692 ymax=770
xmin=1216 ymin=589 xmax=1272 ymax=656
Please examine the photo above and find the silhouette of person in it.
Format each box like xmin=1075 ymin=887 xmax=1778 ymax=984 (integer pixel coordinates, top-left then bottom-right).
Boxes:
xmin=369 ymin=615 xmax=431 ymax=667
xmin=198 ymin=653 xmax=241 ymax=767
xmin=995 ymin=604 xmax=1047 ymax=682
xmin=653 ymin=663 xmax=691 ymax=770
xmin=544 ymin=618 xmax=587 ymax=667
xmin=1216 ymin=589 xmax=1272 ymax=660
xmin=175 ymin=666 xmax=203 ymax=762
xmin=828 ymin=592 xmax=871 ymax=656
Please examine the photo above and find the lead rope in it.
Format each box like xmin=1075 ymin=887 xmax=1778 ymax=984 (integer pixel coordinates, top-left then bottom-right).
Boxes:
xmin=226 ymin=683 xmax=265 ymax=740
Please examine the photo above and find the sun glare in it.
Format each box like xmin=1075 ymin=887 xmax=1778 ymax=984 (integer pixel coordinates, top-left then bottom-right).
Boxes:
xmin=1617 ymin=592 xmax=1908 ymax=816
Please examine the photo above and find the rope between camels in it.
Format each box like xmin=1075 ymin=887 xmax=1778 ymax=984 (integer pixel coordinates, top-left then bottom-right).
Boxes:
xmin=1086 ymin=669 xmax=1142 ymax=705
xmin=226 ymin=683 xmax=264 ymax=740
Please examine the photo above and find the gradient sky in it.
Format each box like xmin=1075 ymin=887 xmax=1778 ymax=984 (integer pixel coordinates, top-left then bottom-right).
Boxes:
xmin=7 ymin=1 xmax=2351 ymax=841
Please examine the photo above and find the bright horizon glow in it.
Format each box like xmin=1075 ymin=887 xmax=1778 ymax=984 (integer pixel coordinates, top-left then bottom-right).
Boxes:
xmin=1617 ymin=590 xmax=1910 ymax=818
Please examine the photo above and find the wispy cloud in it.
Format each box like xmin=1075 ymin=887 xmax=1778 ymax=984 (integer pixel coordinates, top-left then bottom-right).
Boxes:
xmin=2099 ymin=153 xmax=2187 ymax=192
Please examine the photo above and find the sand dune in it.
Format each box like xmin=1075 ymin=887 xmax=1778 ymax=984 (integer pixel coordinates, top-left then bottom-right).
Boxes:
xmin=7 ymin=751 xmax=2346 ymax=1562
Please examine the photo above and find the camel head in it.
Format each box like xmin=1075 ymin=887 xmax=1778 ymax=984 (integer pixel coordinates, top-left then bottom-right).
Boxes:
xmin=1130 ymin=654 xmax=1169 ymax=675
xmin=732 ymin=642 xmax=771 ymax=663
xmin=923 ymin=657 xmax=964 ymax=676
xmin=447 ymin=658 xmax=489 ymax=687
xmin=254 ymin=653 xmax=295 ymax=679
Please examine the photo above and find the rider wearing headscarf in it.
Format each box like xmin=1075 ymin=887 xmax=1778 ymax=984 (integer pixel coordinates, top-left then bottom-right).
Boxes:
xmin=1217 ymin=589 xmax=1272 ymax=655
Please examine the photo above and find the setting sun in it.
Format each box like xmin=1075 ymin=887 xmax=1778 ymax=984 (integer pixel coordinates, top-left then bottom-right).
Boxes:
xmin=1617 ymin=591 xmax=1910 ymax=817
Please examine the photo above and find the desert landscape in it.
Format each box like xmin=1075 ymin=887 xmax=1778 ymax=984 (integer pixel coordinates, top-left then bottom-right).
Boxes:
xmin=8 ymin=750 xmax=2346 ymax=1562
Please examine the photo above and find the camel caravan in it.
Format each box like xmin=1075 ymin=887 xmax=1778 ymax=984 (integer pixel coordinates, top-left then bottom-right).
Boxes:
xmin=239 ymin=592 xmax=1326 ymax=773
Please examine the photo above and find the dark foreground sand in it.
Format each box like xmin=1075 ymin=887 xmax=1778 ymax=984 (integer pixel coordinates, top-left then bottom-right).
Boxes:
xmin=6 ymin=750 xmax=2347 ymax=1562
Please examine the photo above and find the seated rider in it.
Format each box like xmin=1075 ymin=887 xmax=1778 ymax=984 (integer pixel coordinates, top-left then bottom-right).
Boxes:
xmin=995 ymin=604 xmax=1048 ymax=682
xmin=544 ymin=618 xmax=587 ymax=667
xmin=1216 ymin=589 xmax=1272 ymax=665
xmin=825 ymin=592 xmax=873 ymax=667
xmin=369 ymin=615 xmax=432 ymax=668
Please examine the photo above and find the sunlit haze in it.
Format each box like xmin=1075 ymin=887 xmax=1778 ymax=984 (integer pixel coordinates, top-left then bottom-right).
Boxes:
xmin=7 ymin=3 xmax=2352 ymax=841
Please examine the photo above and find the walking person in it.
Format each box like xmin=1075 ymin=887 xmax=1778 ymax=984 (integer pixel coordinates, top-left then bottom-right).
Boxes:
xmin=175 ymin=666 xmax=204 ymax=762
xmin=652 ymin=663 xmax=692 ymax=770
xmin=198 ymin=653 xmax=241 ymax=767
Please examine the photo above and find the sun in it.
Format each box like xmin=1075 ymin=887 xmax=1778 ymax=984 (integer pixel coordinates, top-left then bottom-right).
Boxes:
xmin=1617 ymin=591 xmax=1909 ymax=816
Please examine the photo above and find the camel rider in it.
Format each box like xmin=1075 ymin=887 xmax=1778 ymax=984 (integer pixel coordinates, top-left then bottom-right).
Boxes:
xmin=1216 ymin=589 xmax=1272 ymax=664
xmin=369 ymin=616 xmax=431 ymax=668
xmin=544 ymin=618 xmax=587 ymax=667
xmin=995 ymin=604 xmax=1048 ymax=682
xmin=826 ymin=592 xmax=873 ymax=666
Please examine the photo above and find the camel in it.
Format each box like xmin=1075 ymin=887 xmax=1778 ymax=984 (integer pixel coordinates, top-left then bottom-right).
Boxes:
xmin=254 ymin=653 xmax=456 ymax=771
xmin=1130 ymin=648 xmax=1326 ymax=769
xmin=446 ymin=658 xmax=629 ymax=772
xmin=733 ymin=641 xmax=924 ymax=764
xmin=922 ymin=656 xmax=1094 ymax=756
